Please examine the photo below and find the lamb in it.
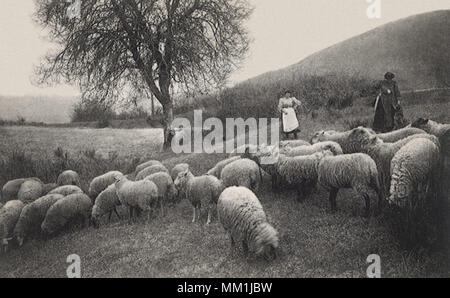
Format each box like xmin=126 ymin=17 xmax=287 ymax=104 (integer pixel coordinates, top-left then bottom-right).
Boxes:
xmin=346 ymin=127 xmax=440 ymax=198
xmin=375 ymin=127 xmax=426 ymax=143
xmin=144 ymin=172 xmax=177 ymax=213
xmin=174 ymin=169 xmax=224 ymax=224
xmin=217 ymin=186 xmax=279 ymax=261
xmin=411 ymin=118 xmax=450 ymax=157
xmin=88 ymin=171 xmax=124 ymax=200
xmin=280 ymin=139 xmax=311 ymax=148
xmin=206 ymin=156 xmax=241 ymax=179
xmin=0 ymin=200 xmax=25 ymax=252
xmin=389 ymin=138 xmax=440 ymax=208
xmin=49 ymin=185 xmax=84 ymax=196
xmin=114 ymin=176 xmax=159 ymax=221
xmin=135 ymin=164 xmax=169 ymax=181
xmin=170 ymin=163 xmax=189 ymax=181
xmin=1 ymin=178 xmax=41 ymax=203
xmin=282 ymin=141 xmax=343 ymax=157
xmin=41 ymin=193 xmax=93 ymax=236
xmin=57 ymin=170 xmax=81 ymax=187
xmin=91 ymin=184 xmax=121 ymax=227
xmin=220 ymin=158 xmax=261 ymax=192
xmin=17 ymin=179 xmax=43 ymax=204
xmin=317 ymin=153 xmax=383 ymax=217
xmin=135 ymin=160 xmax=163 ymax=174
xmin=13 ymin=194 xmax=64 ymax=246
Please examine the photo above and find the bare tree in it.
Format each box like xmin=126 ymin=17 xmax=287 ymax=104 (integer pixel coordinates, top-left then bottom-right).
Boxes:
xmin=34 ymin=0 xmax=252 ymax=147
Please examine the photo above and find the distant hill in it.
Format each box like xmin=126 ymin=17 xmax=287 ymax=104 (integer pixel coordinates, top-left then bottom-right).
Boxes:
xmin=0 ymin=95 xmax=78 ymax=124
xmin=246 ymin=10 xmax=450 ymax=91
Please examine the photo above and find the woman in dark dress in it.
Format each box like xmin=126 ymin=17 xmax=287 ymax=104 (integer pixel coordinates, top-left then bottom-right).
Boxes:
xmin=373 ymin=72 xmax=401 ymax=133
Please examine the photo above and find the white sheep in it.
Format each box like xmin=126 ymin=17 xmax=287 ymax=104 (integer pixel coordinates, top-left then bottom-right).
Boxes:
xmin=389 ymin=138 xmax=441 ymax=208
xmin=42 ymin=183 xmax=58 ymax=195
xmin=170 ymin=163 xmax=189 ymax=181
xmin=375 ymin=127 xmax=426 ymax=143
xmin=217 ymin=186 xmax=279 ymax=261
xmin=411 ymin=118 xmax=450 ymax=157
xmin=280 ymin=139 xmax=311 ymax=148
xmin=41 ymin=193 xmax=93 ymax=236
xmin=220 ymin=158 xmax=261 ymax=192
xmin=88 ymin=171 xmax=124 ymax=200
xmin=144 ymin=172 xmax=177 ymax=214
xmin=282 ymin=141 xmax=343 ymax=157
xmin=207 ymin=156 xmax=241 ymax=179
xmin=49 ymin=185 xmax=84 ymax=196
xmin=317 ymin=153 xmax=383 ymax=217
xmin=114 ymin=176 xmax=159 ymax=221
xmin=1 ymin=178 xmax=41 ymax=203
xmin=135 ymin=160 xmax=163 ymax=174
xmin=57 ymin=170 xmax=81 ymax=187
xmin=0 ymin=200 xmax=25 ymax=252
xmin=91 ymin=184 xmax=121 ymax=227
xmin=17 ymin=179 xmax=44 ymax=204
xmin=174 ymin=169 xmax=224 ymax=224
xmin=135 ymin=164 xmax=169 ymax=181
xmin=229 ymin=144 xmax=259 ymax=157
xmin=310 ymin=129 xmax=360 ymax=154
xmin=13 ymin=194 xmax=64 ymax=246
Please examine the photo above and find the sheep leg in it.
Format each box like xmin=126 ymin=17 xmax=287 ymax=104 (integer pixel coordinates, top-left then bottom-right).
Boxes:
xmin=242 ymin=240 xmax=249 ymax=257
xmin=108 ymin=211 xmax=112 ymax=222
xmin=114 ymin=207 xmax=121 ymax=220
xmin=362 ymin=193 xmax=371 ymax=218
xmin=192 ymin=206 xmax=196 ymax=223
xmin=160 ymin=199 xmax=164 ymax=217
xmin=328 ymin=188 xmax=339 ymax=213
xmin=129 ymin=206 xmax=134 ymax=223
xmin=206 ymin=204 xmax=213 ymax=225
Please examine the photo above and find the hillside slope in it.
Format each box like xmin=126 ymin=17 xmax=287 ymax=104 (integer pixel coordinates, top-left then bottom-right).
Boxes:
xmin=248 ymin=10 xmax=450 ymax=91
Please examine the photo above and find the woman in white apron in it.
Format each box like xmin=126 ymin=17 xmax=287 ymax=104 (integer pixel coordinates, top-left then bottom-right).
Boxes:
xmin=278 ymin=90 xmax=303 ymax=139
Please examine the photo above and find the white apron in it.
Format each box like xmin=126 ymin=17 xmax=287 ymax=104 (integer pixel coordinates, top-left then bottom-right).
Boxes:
xmin=282 ymin=108 xmax=299 ymax=133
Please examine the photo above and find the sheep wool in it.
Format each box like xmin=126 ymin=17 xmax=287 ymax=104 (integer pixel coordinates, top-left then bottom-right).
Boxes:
xmin=49 ymin=185 xmax=84 ymax=197
xmin=42 ymin=183 xmax=58 ymax=195
xmin=135 ymin=165 xmax=169 ymax=181
xmin=217 ymin=187 xmax=279 ymax=261
xmin=174 ymin=169 xmax=224 ymax=224
xmin=376 ymin=127 xmax=426 ymax=143
xmin=88 ymin=171 xmax=124 ymax=200
xmin=310 ymin=129 xmax=361 ymax=154
xmin=0 ymin=200 xmax=25 ymax=250
xmin=17 ymin=179 xmax=43 ymax=204
xmin=229 ymin=144 xmax=259 ymax=157
xmin=389 ymin=138 xmax=440 ymax=208
xmin=144 ymin=172 xmax=177 ymax=212
xmin=114 ymin=176 xmax=159 ymax=219
xmin=280 ymin=139 xmax=311 ymax=148
xmin=317 ymin=153 xmax=382 ymax=217
xmin=1 ymin=178 xmax=41 ymax=203
xmin=41 ymin=193 xmax=92 ymax=235
xmin=412 ymin=118 xmax=450 ymax=157
xmin=13 ymin=194 xmax=64 ymax=246
xmin=135 ymin=160 xmax=163 ymax=174
xmin=207 ymin=156 xmax=241 ymax=179
xmin=282 ymin=141 xmax=343 ymax=157
xmin=221 ymin=158 xmax=261 ymax=192
xmin=57 ymin=170 xmax=81 ymax=187
xmin=91 ymin=184 xmax=121 ymax=226
xmin=170 ymin=163 xmax=189 ymax=181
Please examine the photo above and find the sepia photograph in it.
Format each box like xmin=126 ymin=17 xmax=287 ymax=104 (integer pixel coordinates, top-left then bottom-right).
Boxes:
xmin=0 ymin=0 xmax=449 ymax=283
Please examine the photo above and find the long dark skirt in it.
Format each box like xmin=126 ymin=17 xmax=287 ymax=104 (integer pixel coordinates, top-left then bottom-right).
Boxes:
xmin=373 ymin=101 xmax=394 ymax=133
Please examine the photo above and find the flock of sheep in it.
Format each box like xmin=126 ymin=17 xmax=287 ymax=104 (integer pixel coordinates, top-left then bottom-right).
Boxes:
xmin=0 ymin=117 xmax=449 ymax=262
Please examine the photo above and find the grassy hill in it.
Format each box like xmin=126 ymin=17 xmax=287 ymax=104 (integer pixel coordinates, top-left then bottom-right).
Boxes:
xmin=248 ymin=10 xmax=450 ymax=91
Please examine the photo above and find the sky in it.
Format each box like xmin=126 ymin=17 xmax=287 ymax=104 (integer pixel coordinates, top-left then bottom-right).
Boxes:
xmin=0 ymin=0 xmax=449 ymax=97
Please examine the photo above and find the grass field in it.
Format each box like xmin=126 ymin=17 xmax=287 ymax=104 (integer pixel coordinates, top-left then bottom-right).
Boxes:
xmin=0 ymin=95 xmax=449 ymax=278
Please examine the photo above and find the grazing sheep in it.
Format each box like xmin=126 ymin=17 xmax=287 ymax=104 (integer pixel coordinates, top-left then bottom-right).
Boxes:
xmin=280 ymin=139 xmax=311 ymax=148
xmin=411 ymin=118 xmax=450 ymax=157
xmin=376 ymin=127 xmax=426 ymax=143
xmin=91 ymin=184 xmax=121 ymax=227
xmin=41 ymin=193 xmax=93 ymax=236
xmin=144 ymin=172 xmax=177 ymax=213
xmin=1 ymin=178 xmax=41 ymax=203
xmin=0 ymin=200 xmax=25 ymax=252
xmin=88 ymin=171 xmax=124 ymax=200
xmin=135 ymin=160 xmax=163 ymax=175
xmin=310 ymin=130 xmax=361 ymax=154
xmin=221 ymin=158 xmax=261 ymax=192
xmin=170 ymin=163 xmax=189 ymax=181
xmin=114 ymin=176 xmax=159 ymax=221
xmin=174 ymin=169 xmax=224 ymax=224
xmin=17 ymin=179 xmax=43 ymax=204
xmin=282 ymin=141 xmax=343 ymax=157
xmin=207 ymin=156 xmax=241 ymax=179
xmin=317 ymin=153 xmax=383 ymax=217
xmin=49 ymin=185 xmax=84 ymax=196
xmin=41 ymin=183 xmax=58 ymax=195
xmin=135 ymin=165 xmax=169 ymax=181
xmin=13 ymin=194 xmax=64 ymax=246
xmin=347 ymin=127 xmax=440 ymax=197
xmin=217 ymin=186 xmax=279 ymax=261
xmin=389 ymin=138 xmax=440 ymax=208
xmin=57 ymin=170 xmax=81 ymax=187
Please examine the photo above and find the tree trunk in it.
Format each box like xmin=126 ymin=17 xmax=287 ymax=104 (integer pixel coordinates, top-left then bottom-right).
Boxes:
xmin=162 ymin=100 xmax=174 ymax=150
